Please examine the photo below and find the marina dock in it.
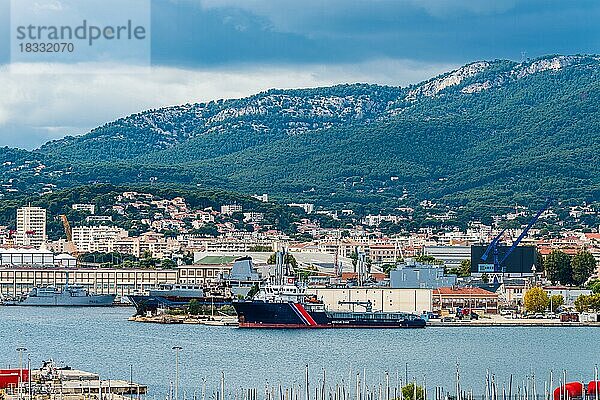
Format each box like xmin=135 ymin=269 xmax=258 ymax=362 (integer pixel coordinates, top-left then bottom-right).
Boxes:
xmin=1 ymin=362 xmax=147 ymax=400
xmin=128 ymin=314 xmax=238 ymax=325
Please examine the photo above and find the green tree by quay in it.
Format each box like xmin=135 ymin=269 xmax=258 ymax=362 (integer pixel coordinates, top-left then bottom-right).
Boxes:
xmin=549 ymin=294 xmax=564 ymax=312
xmin=459 ymin=259 xmax=472 ymax=277
xmin=574 ymin=294 xmax=600 ymax=313
xmin=544 ymin=250 xmax=572 ymax=285
xmin=188 ymin=299 xmax=202 ymax=315
xmin=382 ymin=264 xmax=396 ymax=275
xmin=524 ymin=287 xmax=549 ymax=313
xmin=446 ymin=259 xmax=472 ymax=277
xmin=571 ymin=250 xmax=597 ymax=286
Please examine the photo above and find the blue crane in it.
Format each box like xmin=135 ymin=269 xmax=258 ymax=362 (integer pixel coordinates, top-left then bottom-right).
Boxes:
xmin=481 ymin=198 xmax=552 ymax=273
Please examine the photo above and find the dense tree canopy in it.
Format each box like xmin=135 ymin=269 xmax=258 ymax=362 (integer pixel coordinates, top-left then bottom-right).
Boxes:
xmin=524 ymin=287 xmax=549 ymax=313
xmin=544 ymin=250 xmax=573 ymax=285
xmin=571 ymin=250 xmax=597 ymax=285
xmin=2 ymin=56 xmax=600 ymax=212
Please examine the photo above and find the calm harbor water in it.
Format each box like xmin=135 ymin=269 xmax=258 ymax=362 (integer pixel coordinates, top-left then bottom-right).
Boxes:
xmin=0 ymin=306 xmax=597 ymax=398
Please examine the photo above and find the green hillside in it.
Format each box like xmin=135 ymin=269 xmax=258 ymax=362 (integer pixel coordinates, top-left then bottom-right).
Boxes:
xmin=2 ymin=55 xmax=599 ymax=210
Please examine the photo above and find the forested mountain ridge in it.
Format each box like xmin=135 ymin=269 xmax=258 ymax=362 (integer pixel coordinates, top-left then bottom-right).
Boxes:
xmin=38 ymin=84 xmax=404 ymax=162
xmin=2 ymin=54 xmax=599 ymax=210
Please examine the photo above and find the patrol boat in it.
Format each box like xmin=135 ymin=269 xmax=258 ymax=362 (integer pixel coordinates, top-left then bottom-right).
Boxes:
xmin=14 ymin=274 xmax=115 ymax=306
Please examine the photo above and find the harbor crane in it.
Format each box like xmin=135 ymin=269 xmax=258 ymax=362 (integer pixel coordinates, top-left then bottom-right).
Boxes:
xmin=481 ymin=198 xmax=551 ymax=273
xmin=60 ymin=214 xmax=80 ymax=257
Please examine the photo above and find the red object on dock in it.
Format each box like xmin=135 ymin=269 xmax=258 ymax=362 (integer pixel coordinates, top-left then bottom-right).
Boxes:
xmin=589 ymin=381 xmax=600 ymax=396
xmin=0 ymin=369 xmax=29 ymax=389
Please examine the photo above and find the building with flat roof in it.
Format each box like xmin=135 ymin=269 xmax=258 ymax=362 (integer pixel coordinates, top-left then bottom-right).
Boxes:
xmin=72 ymin=225 xmax=128 ymax=253
xmin=287 ymin=203 xmax=315 ymax=214
xmin=390 ymin=259 xmax=457 ymax=289
xmin=72 ymin=203 xmax=96 ymax=214
xmin=307 ymin=287 xmax=432 ymax=313
xmin=0 ymin=267 xmax=178 ymax=297
xmin=221 ymin=204 xmax=242 ymax=215
xmin=424 ymin=246 xmax=471 ymax=268
xmin=0 ymin=248 xmax=54 ymax=266
xmin=432 ymin=287 xmax=499 ymax=314
xmin=15 ymin=206 xmax=46 ymax=248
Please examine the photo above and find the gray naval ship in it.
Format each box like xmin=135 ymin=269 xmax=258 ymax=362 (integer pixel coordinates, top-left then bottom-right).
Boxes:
xmin=10 ymin=274 xmax=115 ymax=307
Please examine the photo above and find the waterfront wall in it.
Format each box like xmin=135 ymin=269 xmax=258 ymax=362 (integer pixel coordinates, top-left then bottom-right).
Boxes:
xmin=307 ymin=287 xmax=432 ymax=313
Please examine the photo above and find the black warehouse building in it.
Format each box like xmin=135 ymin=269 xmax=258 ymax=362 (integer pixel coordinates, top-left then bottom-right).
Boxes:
xmin=470 ymin=246 xmax=539 ymax=276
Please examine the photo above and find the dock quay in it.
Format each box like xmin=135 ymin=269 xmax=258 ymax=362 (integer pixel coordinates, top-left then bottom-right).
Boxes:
xmin=128 ymin=314 xmax=238 ymax=326
xmin=428 ymin=315 xmax=600 ymax=327
xmin=0 ymin=361 xmax=147 ymax=400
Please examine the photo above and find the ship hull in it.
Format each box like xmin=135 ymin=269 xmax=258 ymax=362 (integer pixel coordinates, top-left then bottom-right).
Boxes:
xmin=233 ymin=301 xmax=426 ymax=329
xmin=16 ymin=294 xmax=115 ymax=307
xmin=234 ymin=301 xmax=330 ymax=327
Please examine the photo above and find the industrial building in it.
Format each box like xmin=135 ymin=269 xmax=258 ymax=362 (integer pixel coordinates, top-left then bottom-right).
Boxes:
xmin=423 ymin=246 xmax=471 ymax=268
xmin=390 ymin=259 xmax=457 ymax=289
xmin=0 ymin=267 xmax=178 ymax=297
xmin=470 ymin=245 xmax=538 ymax=277
xmin=432 ymin=287 xmax=499 ymax=314
xmin=307 ymin=287 xmax=432 ymax=313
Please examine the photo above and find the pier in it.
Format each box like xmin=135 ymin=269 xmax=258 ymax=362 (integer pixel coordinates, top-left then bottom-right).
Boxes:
xmin=0 ymin=361 xmax=147 ymax=400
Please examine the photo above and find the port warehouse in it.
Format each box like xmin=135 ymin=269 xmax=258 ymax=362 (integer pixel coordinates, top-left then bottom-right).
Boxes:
xmin=307 ymin=288 xmax=432 ymax=313
xmin=0 ymin=267 xmax=178 ymax=298
xmin=0 ymin=255 xmax=243 ymax=297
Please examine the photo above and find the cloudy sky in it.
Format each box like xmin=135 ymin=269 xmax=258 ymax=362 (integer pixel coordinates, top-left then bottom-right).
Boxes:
xmin=0 ymin=0 xmax=599 ymax=149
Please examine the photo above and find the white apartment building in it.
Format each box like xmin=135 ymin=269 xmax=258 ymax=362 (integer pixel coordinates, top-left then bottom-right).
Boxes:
xmin=15 ymin=206 xmax=47 ymax=248
xmin=252 ymin=194 xmax=269 ymax=202
xmin=287 ymin=203 xmax=315 ymax=214
xmin=72 ymin=203 xmax=96 ymax=214
xmin=243 ymin=212 xmax=264 ymax=223
xmin=112 ymin=234 xmax=180 ymax=258
xmin=72 ymin=225 xmax=128 ymax=253
xmin=221 ymin=204 xmax=242 ymax=215
xmin=363 ymin=214 xmax=402 ymax=226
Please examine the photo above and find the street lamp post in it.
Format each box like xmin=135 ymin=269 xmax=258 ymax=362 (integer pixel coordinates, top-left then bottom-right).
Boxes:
xmin=16 ymin=347 xmax=27 ymax=400
xmin=27 ymin=354 xmax=32 ymax=400
xmin=130 ymin=364 xmax=133 ymax=400
xmin=172 ymin=346 xmax=183 ymax=400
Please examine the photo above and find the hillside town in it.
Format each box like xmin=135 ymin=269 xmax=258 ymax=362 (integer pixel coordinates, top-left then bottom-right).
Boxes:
xmin=0 ymin=190 xmax=599 ymax=320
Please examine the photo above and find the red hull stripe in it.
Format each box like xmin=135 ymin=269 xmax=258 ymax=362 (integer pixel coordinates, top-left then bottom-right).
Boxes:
xmin=239 ymin=322 xmax=327 ymax=328
xmin=290 ymin=303 xmax=309 ymax=325
xmin=294 ymin=303 xmax=317 ymax=326
xmin=238 ymin=322 xmax=422 ymax=329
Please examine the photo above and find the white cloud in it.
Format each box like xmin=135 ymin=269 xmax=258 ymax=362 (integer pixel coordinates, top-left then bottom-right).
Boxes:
xmin=0 ymin=58 xmax=455 ymax=149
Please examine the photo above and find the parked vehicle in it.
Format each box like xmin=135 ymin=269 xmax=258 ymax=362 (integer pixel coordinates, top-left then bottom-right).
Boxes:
xmin=560 ymin=312 xmax=580 ymax=322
